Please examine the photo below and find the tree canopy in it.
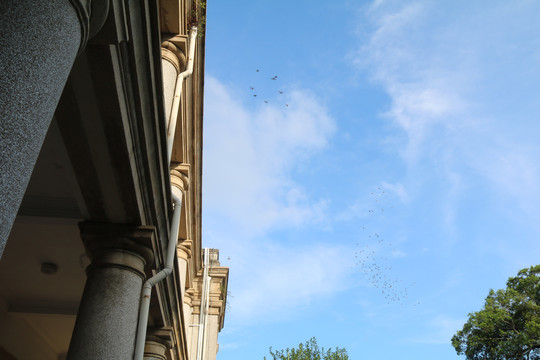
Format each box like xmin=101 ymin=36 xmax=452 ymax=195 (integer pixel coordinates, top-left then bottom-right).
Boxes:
xmin=264 ymin=337 xmax=349 ymax=360
xmin=452 ymin=265 xmax=540 ymax=360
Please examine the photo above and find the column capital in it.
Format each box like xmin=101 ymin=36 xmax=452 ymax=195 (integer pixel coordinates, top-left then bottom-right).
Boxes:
xmin=161 ymin=41 xmax=186 ymax=74
xmin=170 ymin=163 xmax=190 ymax=191
xmin=69 ymin=0 xmax=110 ymax=53
xmin=79 ymin=222 xmax=156 ymax=271
xmin=143 ymin=341 xmax=167 ymax=360
xmin=143 ymin=327 xmax=174 ymax=360
xmin=184 ymin=288 xmax=194 ymax=306
xmin=146 ymin=327 xmax=175 ymax=348
xmin=177 ymin=239 xmax=193 ymax=260
xmin=68 ymin=222 xmax=153 ymax=359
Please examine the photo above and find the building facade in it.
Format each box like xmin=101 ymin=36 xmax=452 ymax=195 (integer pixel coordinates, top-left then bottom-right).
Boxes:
xmin=0 ymin=0 xmax=228 ymax=359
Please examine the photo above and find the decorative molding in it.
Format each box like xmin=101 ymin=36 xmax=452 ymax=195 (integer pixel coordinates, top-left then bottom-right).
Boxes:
xmin=166 ymin=35 xmax=188 ymax=60
xmin=170 ymin=163 xmax=190 ymax=190
xmin=146 ymin=327 xmax=175 ymax=348
xmin=143 ymin=341 xmax=167 ymax=360
xmin=78 ymin=222 xmax=156 ymax=270
xmin=161 ymin=41 xmax=186 ymax=73
xmin=177 ymin=239 xmax=193 ymax=260
xmin=69 ymin=0 xmax=110 ymax=53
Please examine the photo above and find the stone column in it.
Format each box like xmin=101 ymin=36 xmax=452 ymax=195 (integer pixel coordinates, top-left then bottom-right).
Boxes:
xmin=161 ymin=41 xmax=186 ymax=124
xmin=0 ymin=0 xmax=107 ymax=257
xmin=66 ymin=223 xmax=155 ymax=360
xmin=177 ymin=240 xmax=192 ymax=301
xmin=143 ymin=341 xmax=167 ymax=360
xmin=143 ymin=328 xmax=174 ymax=360
xmin=171 ymin=165 xmax=190 ymax=307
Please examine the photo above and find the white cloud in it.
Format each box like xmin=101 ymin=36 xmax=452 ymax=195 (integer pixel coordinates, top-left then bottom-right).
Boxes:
xmin=391 ymin=249 xmax=407 ymax=258
xmin=225 ymin=242 xmax=353 ymax=324
xmin=357 ymin=0 xmax=540 ymax=227
xmin=203 ymin=76 xmax=335 ymax=236
xmin=335 ymin=181 xmax=408 ymax=222
xmin=359 ymin=1 xmax=471 ymax=161
xmin=203 ymin=76 xmax=348 ymax=324
xmin=381 ymin=182 xmax=409 ymax=203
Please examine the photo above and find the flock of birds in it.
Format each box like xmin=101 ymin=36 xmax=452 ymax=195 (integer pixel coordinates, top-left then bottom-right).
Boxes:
xmin=353 ymin=187 xmax=420 ymax=307
xmin=248 ymin=69 xmax=290 ymax=107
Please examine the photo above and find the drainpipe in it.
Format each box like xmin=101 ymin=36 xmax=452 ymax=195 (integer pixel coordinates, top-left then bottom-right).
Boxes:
xmin=133 ymin=26 xmax=198 ymax=360
xmin=196 ymin=248 xmax=210 ymax=360
xmin=134 ymin=187 xmax=183 ymax=360
xmin=167 ymin=27 xmax=198 ymax=162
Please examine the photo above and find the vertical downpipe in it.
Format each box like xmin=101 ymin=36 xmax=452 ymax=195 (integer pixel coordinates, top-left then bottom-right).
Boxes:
xmin=133 ymin=26 xmax=198 ymax=360
xmin=196 ymin=248 xmax=210 ymax=360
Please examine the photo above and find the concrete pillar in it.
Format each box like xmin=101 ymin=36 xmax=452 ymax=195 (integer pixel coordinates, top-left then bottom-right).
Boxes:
xmin=67 ymin=224 xmax=155 ymax=360
xmin=161 ymin=41 xmax=186 ymax=124
xmin=0 ymin=0 xmax=108 ymax=257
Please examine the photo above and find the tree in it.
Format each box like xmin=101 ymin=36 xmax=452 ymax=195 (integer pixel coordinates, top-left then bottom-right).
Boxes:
xmin=264 ymin=337 xmax=349 ymax=360
xmin=452 ymin=265 xmax=540 ymax=360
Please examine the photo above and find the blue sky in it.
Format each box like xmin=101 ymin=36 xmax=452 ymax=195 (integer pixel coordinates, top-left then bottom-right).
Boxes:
xmin=201 ymin=1 xmax=540 ymax=359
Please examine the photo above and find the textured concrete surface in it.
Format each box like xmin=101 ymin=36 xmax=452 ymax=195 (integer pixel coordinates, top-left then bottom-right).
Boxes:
xmin=0 ymin=0 xmax=81 ymax=256
xmin=67 ymin=250 xmax=146 ymax=360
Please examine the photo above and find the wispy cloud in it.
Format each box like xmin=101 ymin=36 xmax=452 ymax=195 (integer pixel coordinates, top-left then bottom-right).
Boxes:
xmin=358 ymin=1 xmax=471 ymax=161
xmin=335 ymin=181 xmax=408 ymax=222
xmin=381 ymin=181 xmax=409 ymax=203
xmin=225 ymin=242 xmax=353 ymax=324
xmin=203 ymin=76 xmax=349 ymax=324
xmin=391 ymin=249 xmax=407 ymax=258
xmin=356 ymin=0 xmax=540 ymax=233
xmin=203 ymin=76 xmax=335 ymax=236
xmin=406 ymin=315 xmax=465 ymax=345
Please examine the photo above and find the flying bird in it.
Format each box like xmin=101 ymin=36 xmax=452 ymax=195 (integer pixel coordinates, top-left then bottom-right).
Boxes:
xmin=278 ymin=90 xmax=283 ymax=94
xmin=264 ymin=100 xmax=268 ymax=103
xmin=250 ymin=87 xmax=254 ymax=90
xmin=271 ymin=76 xmax=277 ymax=80
xmin=256 ymin=69 xmax=260 ymax=72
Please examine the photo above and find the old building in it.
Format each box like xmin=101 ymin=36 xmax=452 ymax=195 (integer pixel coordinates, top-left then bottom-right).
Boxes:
xmin=0 ymin=0 xmax=228 ymax=359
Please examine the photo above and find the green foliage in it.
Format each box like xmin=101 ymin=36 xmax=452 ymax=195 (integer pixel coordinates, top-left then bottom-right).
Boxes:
xmin=452 ymin=265 xmax=540 ymax=360
xmin=264 ymin=337 xmax=349 ymax=360
xmin=188 ymin=1 xmax=206 ymax=38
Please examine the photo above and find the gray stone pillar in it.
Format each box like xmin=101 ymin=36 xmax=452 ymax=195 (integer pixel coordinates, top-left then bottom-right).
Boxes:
xmin=0 ymin=0 xmax=107 ymax=257
xmin=67 ymin=224 xmax=155 ymax=360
